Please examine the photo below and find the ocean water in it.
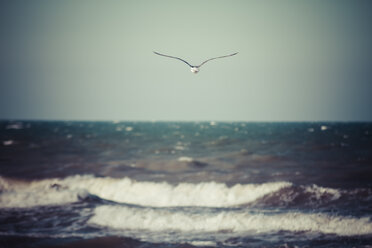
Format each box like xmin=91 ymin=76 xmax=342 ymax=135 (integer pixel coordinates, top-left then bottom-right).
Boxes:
xmin=0 ymin=121 xmax=372 ymax=248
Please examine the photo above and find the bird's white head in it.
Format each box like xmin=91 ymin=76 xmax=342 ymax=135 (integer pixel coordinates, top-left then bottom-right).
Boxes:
xmin=190 ymin=67 xmax=199 ymax=74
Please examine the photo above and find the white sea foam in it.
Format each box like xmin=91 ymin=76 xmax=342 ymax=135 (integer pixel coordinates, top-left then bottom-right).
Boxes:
xmin=178 ymin=156 xmax=194 ymax=162
xmin=5 ymin=123 xmax=23 ymax=130
xmin=89 ymin=205 xmax=372 ymax=236
xmin=253 ymin=184 xmax=345 ymax=208
xmin=304 ymin=184 xmax=341 ymax=201
xmin=189 ymin=241 xmax=217 ymax=247
xmin=67 ymin=176 xmax=292 ymax=207
xmin=2 ymin=140 xmax=14 ymax=146
xmin=174 ymin=145 xmax=186 ymax=150
xmin=321 ymin=125 xmax=328 ymax=131
xmin=0 ymin=175 xmax=291 ymax=208
xmin=0 ymin=177 xmax=88 ymax=208
xmin=125 ymin=126 xmax=133 ymax=132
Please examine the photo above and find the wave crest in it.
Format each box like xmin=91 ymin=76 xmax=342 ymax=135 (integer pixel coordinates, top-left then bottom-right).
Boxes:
xmin=0 ymin=175 xmax=291 ymax=208
xmin=89 ymin=205 xmax=372 ymax=236
xmin=2 ymin=175 xmax=371 ymax=209
xmin=0 ymin=176 xmax=89 ymax=208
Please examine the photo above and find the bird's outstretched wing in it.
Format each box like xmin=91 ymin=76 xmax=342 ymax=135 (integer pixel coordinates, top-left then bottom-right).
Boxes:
xmin=153 ymin=51 xmax=192 ymax=67
xmin=198 ymin=52 xmax=238 ymax=67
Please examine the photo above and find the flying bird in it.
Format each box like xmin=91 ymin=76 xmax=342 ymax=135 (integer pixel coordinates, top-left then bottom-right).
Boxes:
xmin=153 ymin=51 xmax=238 ymax=74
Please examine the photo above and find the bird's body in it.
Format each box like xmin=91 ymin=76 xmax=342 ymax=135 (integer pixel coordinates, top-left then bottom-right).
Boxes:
xmin=190 ymin=66 xmax=200 ymax=74
xmin=153 ymin=51 xmax=238 ymax=74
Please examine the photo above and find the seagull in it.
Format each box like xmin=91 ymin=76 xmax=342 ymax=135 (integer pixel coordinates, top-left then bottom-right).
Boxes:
xmin=153 ymin=51 xmax=238 ymax=74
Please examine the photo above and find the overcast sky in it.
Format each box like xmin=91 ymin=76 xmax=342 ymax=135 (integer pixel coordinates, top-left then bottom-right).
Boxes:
xmin=1 ymin=0 xmax=372 ymax=122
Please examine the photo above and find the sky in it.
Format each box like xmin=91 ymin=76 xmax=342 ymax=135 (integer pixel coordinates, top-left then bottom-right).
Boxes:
xmin=1 ymin=0 xmax=372 ymax=122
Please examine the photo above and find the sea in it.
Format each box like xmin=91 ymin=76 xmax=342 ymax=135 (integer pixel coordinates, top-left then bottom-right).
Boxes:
xmin=0 ymin=121 xmax=372 ymax=248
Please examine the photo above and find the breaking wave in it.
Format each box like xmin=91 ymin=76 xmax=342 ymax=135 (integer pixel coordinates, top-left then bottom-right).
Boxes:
xmin=252 ymin=184 xmax=372 ymax=209
xmin=1 ymin=175 xmax=371 ymax=209
xmin=0 ymin=175 xmax=291 ymax=208
xmin=89 ymin=205 xmax=372 ymax=236
xmin=0 ymin=176 xmax=89 ymax=208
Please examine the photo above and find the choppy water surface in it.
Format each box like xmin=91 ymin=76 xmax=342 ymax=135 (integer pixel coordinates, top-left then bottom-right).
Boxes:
xmin=1 ymin=121 xmax=372 ymax=247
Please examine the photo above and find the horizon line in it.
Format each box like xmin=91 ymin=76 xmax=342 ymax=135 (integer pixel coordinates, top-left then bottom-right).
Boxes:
xmin=1 ymin=118 xmax=371 ymax=123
